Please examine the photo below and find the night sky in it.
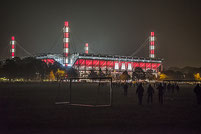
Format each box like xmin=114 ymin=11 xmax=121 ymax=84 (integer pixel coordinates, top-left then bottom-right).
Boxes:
xmin=0 ymin=0 xmax=201 ymax=68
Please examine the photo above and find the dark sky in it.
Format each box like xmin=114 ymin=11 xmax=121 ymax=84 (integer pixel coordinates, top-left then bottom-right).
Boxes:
xmin=0 ymin=0 xmax=201 ymax=68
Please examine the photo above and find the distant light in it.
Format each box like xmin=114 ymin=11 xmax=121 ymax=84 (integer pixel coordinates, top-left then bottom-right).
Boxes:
xmin=63 ymin=38 xmax=69 ymax=43
xmin=121 ymin=63 xmax=125 ymax=70
xmin=11 ymin=36 xmax=15 ymax=41
xmin=150 ymin=37 xmax=155 ymax=41
xmin=63 ymin=27 xmax=69 ymax=33
xmin=128 ymin=63 xmax=132 ymax=70
xmin=64 ymin=43 xmax=68 ymax=48
xmin=150 ymin=46 xmax=155 ymax=50
xmin=115 ymin=63 xmax=119 ymax=70
xmin=64 ymin=48 xmax=69 ymax=53
xmin=64 ymin=33 xmax=69 ymax=38
xmin=64 ymin=21 xmax=69 ymax=27
xmin=65 ymin=59 xmax=68 ymax=64
xmin=85 ymin=43 xmax=89 ymax=54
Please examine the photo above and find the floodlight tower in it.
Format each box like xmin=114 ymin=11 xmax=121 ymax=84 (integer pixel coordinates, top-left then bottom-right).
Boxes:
xmin=85 ymin=43 xmax=88 ymax=54
xmin=10 ymin=36 xmax=16 ymax=58
xmin=63 ymin=21 xmax=69 ymax=67
xmin=149 ymin=32 xmax=155 ymax=58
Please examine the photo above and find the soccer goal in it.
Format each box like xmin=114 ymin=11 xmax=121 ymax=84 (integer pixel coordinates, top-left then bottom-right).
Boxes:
xmin=55 ymin=77 xmax=113 ymax=107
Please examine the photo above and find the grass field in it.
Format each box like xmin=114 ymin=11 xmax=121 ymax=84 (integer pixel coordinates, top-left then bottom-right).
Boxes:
xmin=0 ymin=82 xmax=201 ymax=134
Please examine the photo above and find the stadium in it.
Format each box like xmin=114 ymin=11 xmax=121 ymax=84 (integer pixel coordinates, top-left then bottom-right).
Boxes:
xmin=10 ymin=21 xmax=163 ymax=77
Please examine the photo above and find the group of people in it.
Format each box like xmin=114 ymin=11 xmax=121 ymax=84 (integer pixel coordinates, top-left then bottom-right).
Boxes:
xmin=123 ymin=82 xmax=201 ymax=105
xmin=123 ymin=82 xmax=166 ymax=105
xmin=135 ymin=83 xmax=165 ymax=105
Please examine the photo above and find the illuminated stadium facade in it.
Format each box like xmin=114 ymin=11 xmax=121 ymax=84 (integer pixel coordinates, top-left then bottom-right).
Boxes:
xmin=36 ymin=53 xmax=163 ymax=76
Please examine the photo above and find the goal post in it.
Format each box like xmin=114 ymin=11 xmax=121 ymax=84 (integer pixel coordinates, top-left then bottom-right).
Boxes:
xmin=55 ymin=77 xmax=113 ymax=107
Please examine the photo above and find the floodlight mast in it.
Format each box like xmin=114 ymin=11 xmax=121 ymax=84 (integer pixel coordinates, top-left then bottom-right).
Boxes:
xmin=149 ymin=32 xmax=155 ymax=58
xmin=85 ymin=43 xmax=88 ymax=54
xmin=11 ymin=36 xmax=15 ymax=58
xmin=63 ymin=21 xmax=69 ymax=67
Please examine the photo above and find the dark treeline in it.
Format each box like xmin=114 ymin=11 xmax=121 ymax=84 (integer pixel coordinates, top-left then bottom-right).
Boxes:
xmin=163 ymin=66 xmax=201 ymax=80
xmin=0 ymin=57 xmax=200 ymax=81
xmin=0 ymin=57 xmax=65 ymax=81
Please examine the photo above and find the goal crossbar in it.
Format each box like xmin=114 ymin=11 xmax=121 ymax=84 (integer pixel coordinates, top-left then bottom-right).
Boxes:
xmin=55 ymin=77 xmax=113 ymax=107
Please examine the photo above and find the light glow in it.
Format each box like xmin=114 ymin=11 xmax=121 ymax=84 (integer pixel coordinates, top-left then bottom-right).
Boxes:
xmin=128 ymin=63 xmax=132 ymax=70
xmin=64 ymin=21 xmax=69 ymax=27
xmin=63 ymin=38 xmax=69 ymax=43
xmin=121 ymin=63 xmax=125 ymax=70
xmin=150 ymin=46 xmax=155 ymax=50
xmin=150 ymin=37 xmax=155 ymax=41
xmin=85 ymin=43 xmax=89 ymax=54
xmin=64 ymin=48 xmax=69 ymax=53
xmin=65 ymin=58 xmax=68 ymax=64
xmin=63 ymin=27 xmax=69 ymax=32
xmin=64 ymin=33 xmax=69 ymax=38
xmin=115 ymin=63 xmax=119 ymax=70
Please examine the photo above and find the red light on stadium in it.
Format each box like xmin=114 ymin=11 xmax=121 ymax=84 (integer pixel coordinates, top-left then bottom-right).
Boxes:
xmin=64 ymin=43 xmax=68 ymax=48
xmin=85 ymin=43 xmax=89 ymax=54
xmin=11 ymin=36 xmax=15 ymax=41
xmin=64 ymin=33 xmax=69 ymax=38
xmin=64 ymin=21 xmax=69 ymax=27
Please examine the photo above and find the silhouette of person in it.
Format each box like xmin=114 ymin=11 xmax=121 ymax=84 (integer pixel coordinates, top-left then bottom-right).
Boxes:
xmin=167 ymin=83 xmax=171 ymax=94
xmin=171 ymin=84 xmax=175 ymax=94
xmin=176 ymin=84 xmax=180 ymax=93
xmin=136 ymin=83 xmax=144 ymax=105
xmin=123 ymin=83 xmax=128 ymax=96
xmin=147 ymin=84 xmax=154 ymax=104
xmin=194 ymin=84 xmax=201 ymax=105
xmin=163 ymin=82 xmax=167 ymax=94
xmin=157 ymin=83 xmax=164 ymax=104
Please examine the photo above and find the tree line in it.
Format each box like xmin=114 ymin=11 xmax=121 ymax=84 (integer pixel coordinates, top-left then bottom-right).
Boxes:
xmin=161 ymin=66 xmax=201 ymax=80
xmin=1 ymin=57 xmax=200 ymax=81
xmin=0 ymin=57 xmax=73 ymax=81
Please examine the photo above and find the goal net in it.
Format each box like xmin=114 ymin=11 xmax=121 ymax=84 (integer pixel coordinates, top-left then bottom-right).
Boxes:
xmin=55 ymin=77 xmax=113 ymax=107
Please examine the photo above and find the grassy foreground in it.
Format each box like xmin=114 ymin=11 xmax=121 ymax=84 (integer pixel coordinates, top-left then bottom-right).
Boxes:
xmin=0 ymin=82 xmax=201 ymax=134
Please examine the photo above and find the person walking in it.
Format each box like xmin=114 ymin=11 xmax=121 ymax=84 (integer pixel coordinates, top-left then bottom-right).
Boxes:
xmin=157 ymin=83 xmax=164 ymax=104
xmin=176 ymin=84 xmax=180 ymax=93
xmin=171 ymin=84 xmax=175 ymax=94
xmin=136 ymin=83 xmax=144 ymax=105
xmin=147 ymin=84 xmax=154 ymax=104
xmin=123 ymin=83 xmax=128 ymax=96
xmin=194 ymin=84 xmax=201 ymax=105
xmin=167 ymin=83 xmax=171 ymax=94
